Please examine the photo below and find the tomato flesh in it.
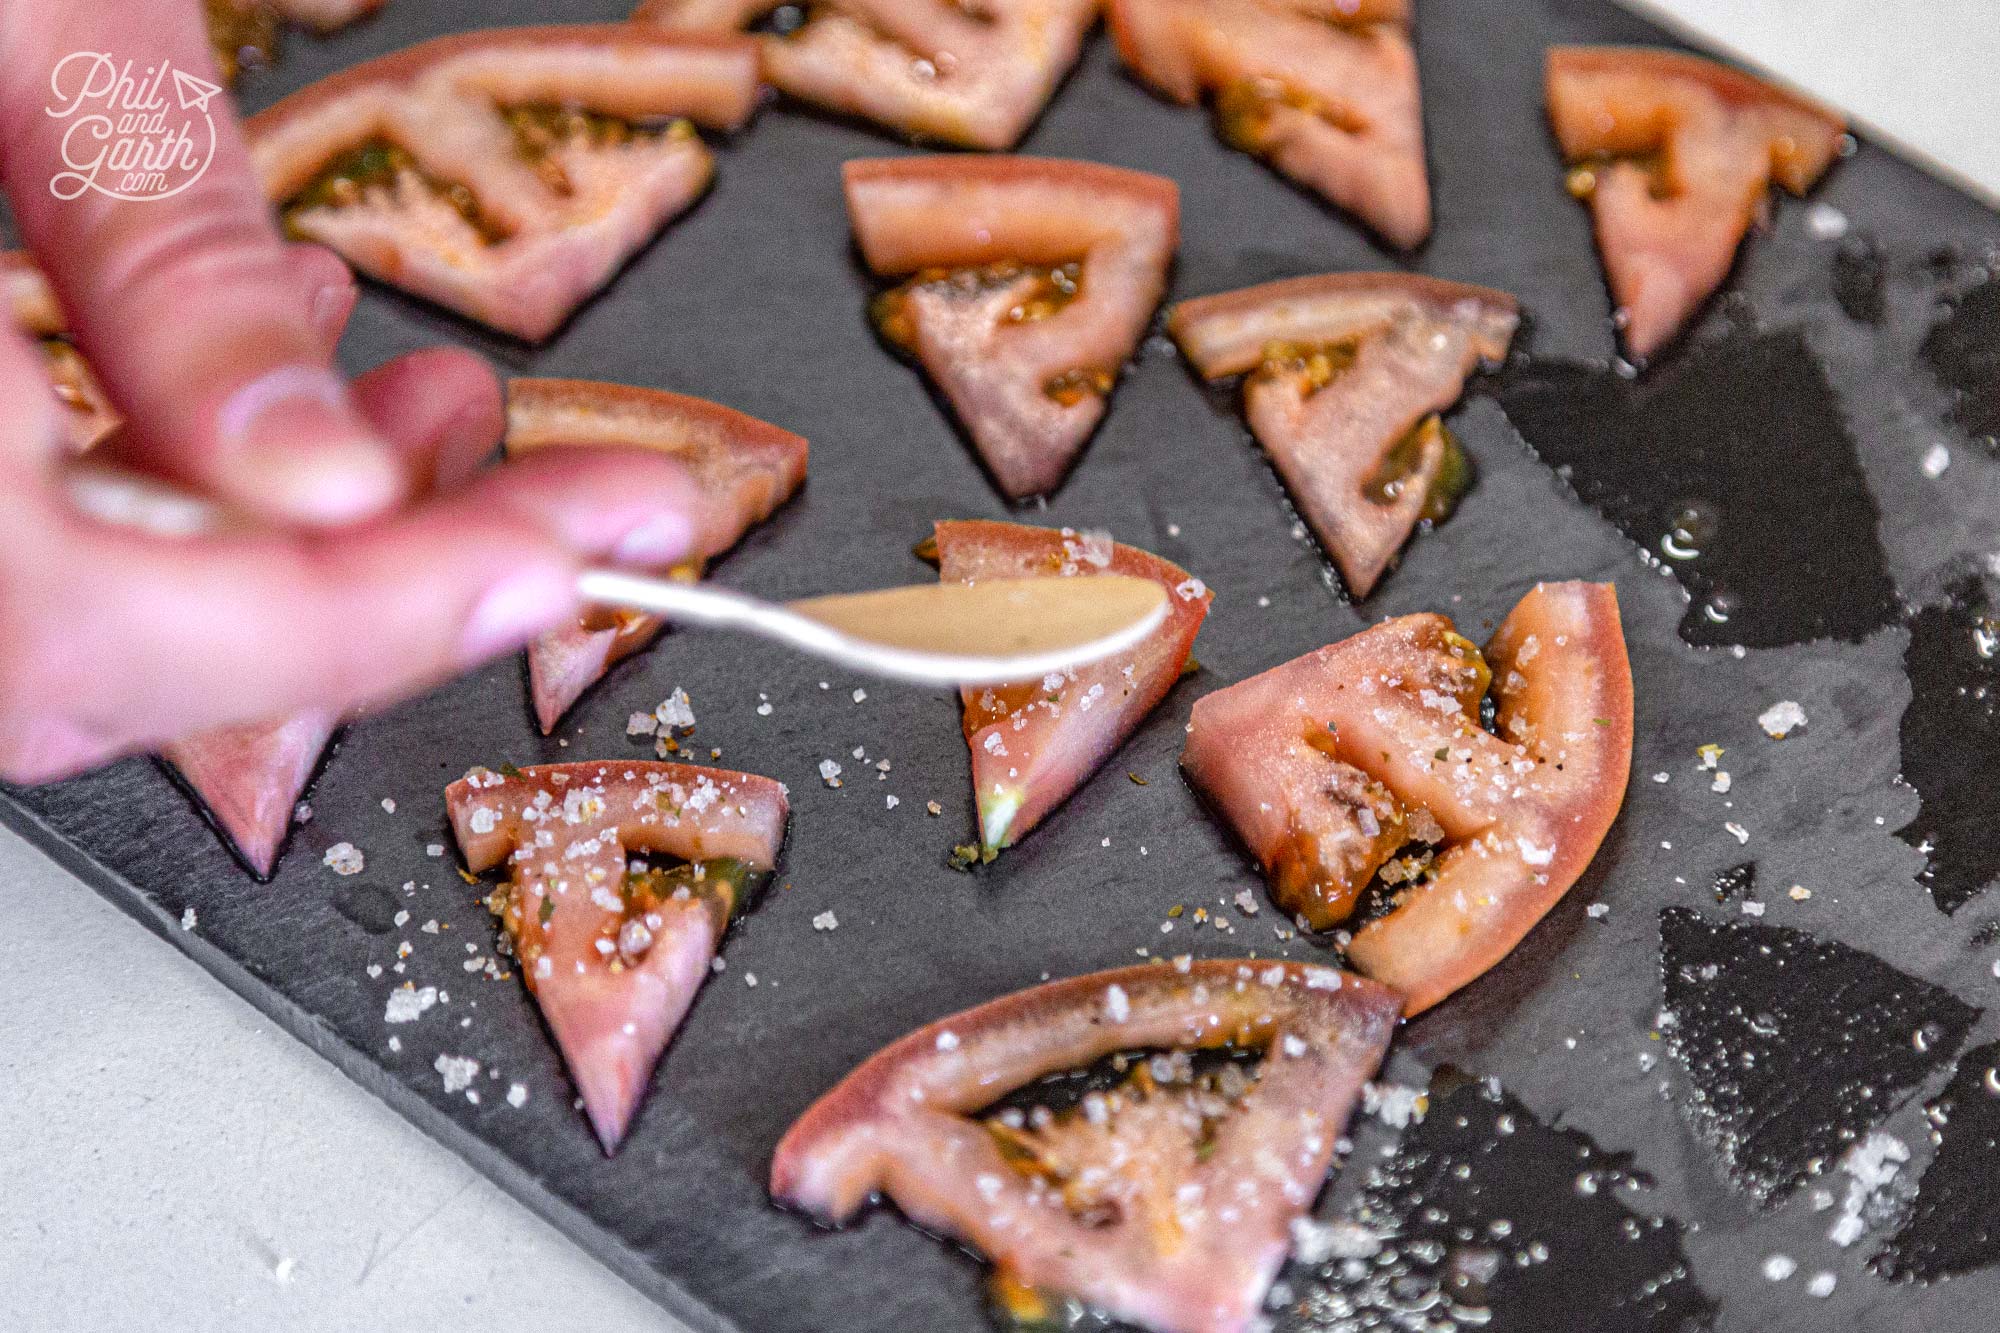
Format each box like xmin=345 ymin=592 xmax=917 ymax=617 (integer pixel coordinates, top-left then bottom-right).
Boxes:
xmin=1182 ymin=581 xmax=1632 ymax=1013
xmin=448 ymin=759 xmax=787 ymax=1151
xmin=1170 ymin=273 xmax=1517 ymax=598
xmin=772 ymin=959 xmax=1401 ymax=1333
xmin=503 ymin=378 xmax=807 ymax=732
xmin=1545 ymin=45 xmax=1844 ymax=359
xmin=935 ymin=520 xmax=1210 ymax=853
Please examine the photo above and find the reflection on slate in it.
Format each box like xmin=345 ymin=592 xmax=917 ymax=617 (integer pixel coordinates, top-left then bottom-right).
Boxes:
xmin=1658 ymin=908 xmax=1978 ymax=1204
xmin=1710 ymin=862 xmax=1755 ymax=904
xmin=1877 ymin=1040 xmax=2000 ymax=1281
xmin=1494 ymin=329 xmax=1899 ymax=649
xmin=1898 ymin=576 xmax=2000 ymax=913
xmin=1920 ymin=276 xmax=2000 ymax=454
xmin=1276 ymin=1071 xmax=1713 ymax=1332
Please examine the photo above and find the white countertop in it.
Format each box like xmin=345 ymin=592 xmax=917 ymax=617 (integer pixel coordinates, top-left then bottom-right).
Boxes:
xmin=2 ymin=6 xmax=1994 ymax=1330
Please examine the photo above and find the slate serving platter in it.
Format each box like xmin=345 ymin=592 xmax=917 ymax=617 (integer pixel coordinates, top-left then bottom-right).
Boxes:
xmin=7 ymin=0 xmax=2000 ymax=1329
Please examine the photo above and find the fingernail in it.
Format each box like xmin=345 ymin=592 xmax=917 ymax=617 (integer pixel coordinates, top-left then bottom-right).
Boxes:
xmin=218 ymin=366 xmax=403 ymax=525
xmin=611 ymin=513 xmax=696 ymax=567
xmin=460 ymin=566 xmax=578 ymax=666
xmin=309 ymin=281 xmax=356 ymax=343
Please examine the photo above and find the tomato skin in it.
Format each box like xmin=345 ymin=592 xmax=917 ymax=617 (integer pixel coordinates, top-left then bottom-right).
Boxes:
xmin=772 ymin=959 xmax=1401 ymax=1333
xmin=1545 ymin=45 xmax=1844 ymax=359
xmin=504 ymin=379 xmax=807 ymax=732
xmin=846 ymin=157 xmax=1178 ymax=499
xmin=935 ymin=520 xmax=1210 ymax=853
xmin=1184 ymin=582 xmax=1632 ymax=1014
xmin=448 ymin=760 xmax=787 ymax=1151
xmin=1170 ymin=273 xmax=1517 ymax=598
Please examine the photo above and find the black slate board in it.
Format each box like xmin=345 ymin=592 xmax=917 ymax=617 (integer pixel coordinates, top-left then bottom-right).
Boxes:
xmin=8 ymin=1 xmax=2000 ymax=1330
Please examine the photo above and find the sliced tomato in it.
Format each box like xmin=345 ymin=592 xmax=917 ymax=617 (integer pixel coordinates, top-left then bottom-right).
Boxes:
xmin=935 ymin=520 xmax=1210 ymax=853
xmin=448 ymin=760 xmax=787 ymax=1151
xmin=246 ymin=27 xmax=760 ymax=341
xmin=160 ymin=714 xmax=338 ymax=878
xmin=636 ymin=0 xmax=1097 ymax=150
xmin=847 ymin=157 xmax=1178 ymax=499
xmin=1546 ymin=46 xmax=1844 ymax=360
xmin=772 ymin=959 xmax=1400 ymax=1333
xmin=1 ymin=252 xmax=119 ymax=453
xmin=1108 ymin=0 xmax=1428 ymax=249
xmin=1182 ymin=582 xmax=1632 ymax=1014
xmin=504 ymin=379 xmax=807 ymax=732
xmin=1170 ymin=273 xmax=1517 ymax=598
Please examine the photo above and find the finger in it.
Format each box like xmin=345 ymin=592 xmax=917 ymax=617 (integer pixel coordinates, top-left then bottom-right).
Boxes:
xmin=0 ymin=4 xmax=404 ymax=525
xmin=348 ymin=348 xmax=503 ymax=494
xmin=0 ymin=447 xmax=703 ymax=755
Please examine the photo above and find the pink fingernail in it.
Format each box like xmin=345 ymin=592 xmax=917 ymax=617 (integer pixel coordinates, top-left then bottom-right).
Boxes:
xmin=460 ymin=567 xmax=577 ymax=666
xmin=611 ymin=513 xmax=696 ymax=567
xmin=218 ymin=365 xmax=403 ymax=525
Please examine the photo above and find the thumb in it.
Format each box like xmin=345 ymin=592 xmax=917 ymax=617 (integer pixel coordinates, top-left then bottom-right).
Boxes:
xmin=0 ymin=1 xmax=404 ymax=526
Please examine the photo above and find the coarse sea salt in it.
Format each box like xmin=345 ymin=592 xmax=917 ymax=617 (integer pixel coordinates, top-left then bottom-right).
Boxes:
xmin=1759 ymin=700 xmax=1807 ymax=738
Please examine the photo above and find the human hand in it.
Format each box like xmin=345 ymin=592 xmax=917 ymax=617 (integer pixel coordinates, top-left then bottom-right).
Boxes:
xmin=0 ymin=2 xmax=702 ymax=781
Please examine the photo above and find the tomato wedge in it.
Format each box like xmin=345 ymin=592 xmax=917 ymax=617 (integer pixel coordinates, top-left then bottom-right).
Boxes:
xmin=934 ymin=520 xmax=1211 ymax=854
xmin=772 ymin=959 xmax=1401 ymax=1333
xmin=1182 ymin=582 xmax=1632 ymax=1014
xmin=246 ymin=26 xmax=760 ymax=341
xmin=161 ymin=715 xmax=338 ymax=878
xmin=448 ymin=760 xmax=787 ymax=1151
xmin=1 ymin=252 xmax=119 ymax=453
xmin=847 ymin=157 xmax=1178 ymax=499
xmin=635 ymin=0 xmax=1097 ymax=150
xmin=1170 ymin=273 xmax=1517 ymax=598
xmin=1108 ymin=0 xmax=1428 ymax=249
xmin=504 ymin=379 xmax=808 ymax=733
xmin=1546 ymin=46 xmax=1844 ymax=360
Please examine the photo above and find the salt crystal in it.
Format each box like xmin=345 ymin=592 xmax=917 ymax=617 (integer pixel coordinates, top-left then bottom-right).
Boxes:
xmin=434 ymin=1053 xmax=480 ymax=1093
xmin=1758 ymin=700 xmax=1807 ymax=738
xmin=812 ymin=910 xmax=839 ymax=931
xmin=179 ymin=907 xmax=197 ymax=931
xmin=384 ymin=986 xmax=438 ymax=1024
xmin=507 ymin=1082 xmax=528 ymax=1108
xmin=818 ymin=759 xmax=843 ymax=787
xmin=323 ymin=842 xmax=364 ymax=875
xmin=655 ymin=688 xmax=695 ymax=731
